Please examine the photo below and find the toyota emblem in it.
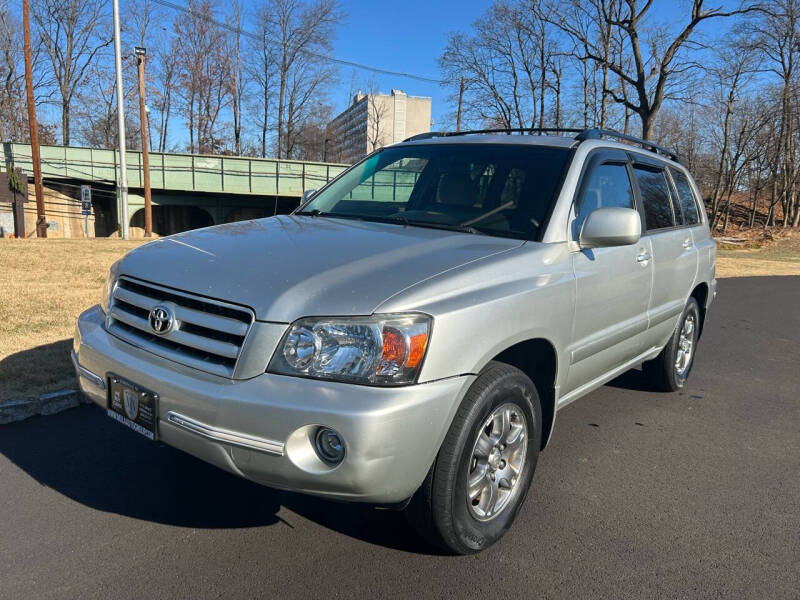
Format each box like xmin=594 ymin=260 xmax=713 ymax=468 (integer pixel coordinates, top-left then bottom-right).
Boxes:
xmin=148 ymin=305 xmax=174 ymax=334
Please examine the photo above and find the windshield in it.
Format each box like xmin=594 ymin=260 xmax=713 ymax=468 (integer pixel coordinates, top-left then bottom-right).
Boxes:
xmin=298 ymin=143 xmax=571 ymax=240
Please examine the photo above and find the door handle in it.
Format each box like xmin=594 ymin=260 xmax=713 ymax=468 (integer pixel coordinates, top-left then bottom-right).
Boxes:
xmin=682 ymin=238 xmax=692 ymax=249
xmin=636 ymin=249 xmax=651 ymax=264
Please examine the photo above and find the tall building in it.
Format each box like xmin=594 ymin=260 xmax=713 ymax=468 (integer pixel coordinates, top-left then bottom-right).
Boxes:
xmin=325 ymin=89 xmax=432 ymax=164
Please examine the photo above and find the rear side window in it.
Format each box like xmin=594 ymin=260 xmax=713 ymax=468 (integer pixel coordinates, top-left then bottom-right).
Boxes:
xmin=669 ymin=168 xmax=701 ymax=225
xmin=634 ymin=167 xmax=674 ymax=230
xmin=574 ymin=163 xmax=634 ymax=235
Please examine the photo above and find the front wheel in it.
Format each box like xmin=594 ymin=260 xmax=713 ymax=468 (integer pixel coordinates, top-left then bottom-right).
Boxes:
xmin=405 ymin=361 xmax=541 ymax=554
xmin=643 ymin=297 xmax=701 ymax=392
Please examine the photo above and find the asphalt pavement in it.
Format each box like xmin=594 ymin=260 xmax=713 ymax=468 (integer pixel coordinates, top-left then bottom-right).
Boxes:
xmin=1 ymin=276 xmax=798 ymax=599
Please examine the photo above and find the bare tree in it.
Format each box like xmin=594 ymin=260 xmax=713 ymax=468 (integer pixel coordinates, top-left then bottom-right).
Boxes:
xmin=228 ymin=0 xmax=245 ymax=155
xmin=0 ymin=2 xmax=27 ymax=141
xmin=704 ymin=40 xmax=758 ymax=223
xmin=750 ymin=0 xmax=800 ymax=227
xmin=441 ymin=2 xmax=543 ymax=129
xmin=363 ymin=80 xmax=390 ymax=152
xmin=258 ymin=0 xmax=342 ymax=158
xmin=32 ymin=0 xmax=112 ymax=145
xmin=173 ymin=0 xmax=231 ymax=153
xmin=248 ymin=12 xmax=276 ymax=158
xmin=289 ymin=101 xmax=333 ymax=160
xmin=153 ymin=38 xmax=179 ymax=152
xmin=547 ymin=0 xmax=760 ymax=139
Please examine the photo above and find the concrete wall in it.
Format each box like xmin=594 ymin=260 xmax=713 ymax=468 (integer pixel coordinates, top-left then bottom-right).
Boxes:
xmin=404 ymin=95 xmax=433 ymax=141
xmin=0 ymin=207 xmax=13 ymax=236
xmin=17 ymin=185 xmax=96 ymax=238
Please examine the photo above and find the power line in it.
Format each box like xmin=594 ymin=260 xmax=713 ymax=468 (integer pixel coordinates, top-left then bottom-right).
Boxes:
xmin=151 ymin=0 xmax=444 ymax=84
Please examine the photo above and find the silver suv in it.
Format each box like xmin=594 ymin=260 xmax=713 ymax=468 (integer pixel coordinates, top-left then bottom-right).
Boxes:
xmin=73 ymin=128 xmax=716 ymax=554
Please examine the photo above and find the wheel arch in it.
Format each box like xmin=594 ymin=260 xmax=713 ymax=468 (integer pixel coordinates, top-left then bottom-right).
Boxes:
xmin=490 ymin=338 xmax=558 ymax=451
xmin=690 ymin=282 xmax=709 ymax=338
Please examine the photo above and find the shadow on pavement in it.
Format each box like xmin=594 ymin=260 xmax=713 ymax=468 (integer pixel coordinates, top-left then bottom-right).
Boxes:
xmin=0 ymin=404 xmax=441 ymax=554
xmin=605 ymin=366 xmax=658 ymax=392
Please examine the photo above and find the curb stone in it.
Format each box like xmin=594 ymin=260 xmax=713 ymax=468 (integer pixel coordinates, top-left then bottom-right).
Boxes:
xmin=0 ymin=389 xmax=90 ymax=425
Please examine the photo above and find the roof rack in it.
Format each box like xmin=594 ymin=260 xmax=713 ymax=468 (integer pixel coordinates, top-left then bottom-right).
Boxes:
xmin=403 ymin=127 xmax=682 ymax=164
xmin=404 ymin=128 xmax=585 ymax=142
xmin=575 ymin=128 xmax=681 ymax=163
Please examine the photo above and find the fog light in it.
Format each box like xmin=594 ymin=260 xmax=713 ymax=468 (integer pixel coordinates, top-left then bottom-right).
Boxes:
xmin=315 ymin=427 xmax=345 ymax=465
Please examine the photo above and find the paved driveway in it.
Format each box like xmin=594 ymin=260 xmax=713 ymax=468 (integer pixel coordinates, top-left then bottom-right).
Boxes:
xmin=1 ymin=276 xmax=798 ymax=599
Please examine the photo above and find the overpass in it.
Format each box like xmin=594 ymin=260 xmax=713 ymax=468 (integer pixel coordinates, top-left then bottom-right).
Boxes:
xmin=2 ymin=142 xmax=348 ymax=236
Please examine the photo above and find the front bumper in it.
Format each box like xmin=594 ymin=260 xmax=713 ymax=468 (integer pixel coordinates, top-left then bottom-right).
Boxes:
xmin=73 ymin=305 xmax=474 ymax=503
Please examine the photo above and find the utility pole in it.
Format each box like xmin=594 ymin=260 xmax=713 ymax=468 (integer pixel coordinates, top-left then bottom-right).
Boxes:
xmin=112 ymin=0 xmax=129 ymax=239
xmin=22 ymin=0 xmax=46 ymax=238
xmin=135 ymin=47 xmax=152 ymax=237
xmin=456 ymin=77 xmax=466 ymax=133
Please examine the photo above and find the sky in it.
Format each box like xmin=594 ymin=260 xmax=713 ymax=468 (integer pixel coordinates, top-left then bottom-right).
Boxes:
xmin=324 ymin=0 xmax=483 ymax=127
xmin=23 ymin=0 xmax=747 ymax=149
xmin=290 ymin=0 xmax=713 ymax=127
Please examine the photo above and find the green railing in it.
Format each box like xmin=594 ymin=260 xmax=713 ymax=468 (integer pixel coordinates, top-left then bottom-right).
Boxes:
xmin=3 ymin=143 xmax=349 ymax=198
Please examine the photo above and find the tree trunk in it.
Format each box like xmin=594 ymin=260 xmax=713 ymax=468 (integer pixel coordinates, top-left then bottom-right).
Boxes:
xmin=277 ymin=57 xmax=286 ymax=158
xmin=538 ymin=40 xmax=546 ymax=129
xmin=582 ymin=59 xmax=589 ymax=128
xmin=554 ymin=68 xmax=562 ymax=128
xmin=261 ymin=102 xmax=268 ymax=158
xmin=61 ymin=98 xmax=70 ymax=145
xmin=748 ymin=183 xmax=758 ymax=228
xmin=160 ymin=89 xmax=171 ymax=152
xmin=600 ymin=63 xmax=608 ymax=128
xmin=639 ymin=110 xmax=654 ymax=141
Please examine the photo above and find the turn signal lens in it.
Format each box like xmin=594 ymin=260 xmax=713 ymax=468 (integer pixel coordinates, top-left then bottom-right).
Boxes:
xmin=378 ymin=327 xmax=408 ymax=375
xmin=406 ymin=332 xmax=428 ymax=368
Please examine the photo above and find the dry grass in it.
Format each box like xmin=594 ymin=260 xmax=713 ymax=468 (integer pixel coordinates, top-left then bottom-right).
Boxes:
xmin=716 ymin=229 xmax=800 ymax=278
xmin=0 ymin=238 xmax=142 ymax=403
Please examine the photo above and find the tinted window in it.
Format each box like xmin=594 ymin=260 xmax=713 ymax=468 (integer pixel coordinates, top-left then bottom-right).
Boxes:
xmin=669 ymin=168 xmax=701 ymax=225
xmin=668 ymin=178 xmax=684 ymax=226
xmin=574 ymin=163 xmax=634 ymax=235
xmin=634 ymin=167 xmax=674 ymax=230
xmin=347 ymin=157 xmax=426 ymax=203
xmin=302 ymin=144 xmax=571 ymax=241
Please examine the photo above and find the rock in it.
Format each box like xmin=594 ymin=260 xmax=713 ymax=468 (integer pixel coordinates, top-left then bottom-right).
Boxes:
xmin=39 ymin=389 xmax=80 ymax=416
xmin=0 ymin=388 xmax=83 ymax=424
xmin=0 ymin=398 xmax=42 ymax=424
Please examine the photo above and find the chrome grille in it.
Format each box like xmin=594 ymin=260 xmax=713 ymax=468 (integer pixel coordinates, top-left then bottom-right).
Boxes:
xmin=107 ymin=277 xmax=254 ymax=378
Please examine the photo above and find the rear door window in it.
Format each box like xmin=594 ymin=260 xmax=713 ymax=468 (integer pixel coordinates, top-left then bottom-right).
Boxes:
xmin=574 ymin=163 xmax=634 ymax=235
xmin=634 ymin=166 xmax=674 ymax=231
xmin=669 ymin=168 xmax=701 ymax=225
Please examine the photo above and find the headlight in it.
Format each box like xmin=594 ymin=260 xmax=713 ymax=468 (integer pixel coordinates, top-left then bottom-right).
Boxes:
xmin=268 ymin=313 xmax=431 ymax=386
xmin=100 ymin=261 xmax=119 ymax=314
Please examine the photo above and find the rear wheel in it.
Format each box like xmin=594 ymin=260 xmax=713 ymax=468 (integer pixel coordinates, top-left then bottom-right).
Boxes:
xmin=643 ymin=297 xmax=701 ymax=392
xmin=405 ymin=361 xmax=541 ymax=554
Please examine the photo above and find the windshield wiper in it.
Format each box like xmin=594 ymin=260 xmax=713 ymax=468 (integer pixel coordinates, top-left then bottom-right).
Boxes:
xmin=296 ymin=211 xmax=405 ymax=225
xmin=295 ymin=211 xmax=483 ymax=235
xmin=403 ymin=220 xmax=484 ymax=235
xmin=460 ymin=200 xmax=516 ymax=227
xmin=295 ymin=209 xmax=322 ymax=216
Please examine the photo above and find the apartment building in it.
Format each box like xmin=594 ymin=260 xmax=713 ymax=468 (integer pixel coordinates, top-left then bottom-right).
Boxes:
xmin=325 ymin=89 xmax=432 ymax=164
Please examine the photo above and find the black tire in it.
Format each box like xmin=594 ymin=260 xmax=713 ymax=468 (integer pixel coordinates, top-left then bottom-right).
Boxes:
xmin=643 ymin=297 xmax=701 ymax=392
xmin=405 ymin=361 xmax=542 ymax=554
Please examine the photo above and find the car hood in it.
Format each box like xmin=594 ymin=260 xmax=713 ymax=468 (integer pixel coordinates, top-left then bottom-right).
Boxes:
xmin=119 ymin=215 xmax=523 ymax=322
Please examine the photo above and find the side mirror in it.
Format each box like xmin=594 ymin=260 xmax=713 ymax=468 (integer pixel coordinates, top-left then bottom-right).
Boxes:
xmin=579 ymin=207 xmax=641 ymax=248
xmin=301 ymin=189 xmax=317 ymax=203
